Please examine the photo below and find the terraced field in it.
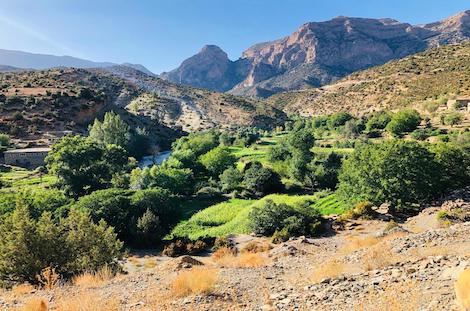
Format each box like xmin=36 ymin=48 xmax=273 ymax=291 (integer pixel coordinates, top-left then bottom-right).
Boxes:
xmin=169 ymin=193 xmax=346 ymax=240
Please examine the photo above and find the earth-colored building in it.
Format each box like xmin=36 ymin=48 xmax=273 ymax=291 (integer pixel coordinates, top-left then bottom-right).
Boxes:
xmin=3 ymin=147 xmax=50 ymax=168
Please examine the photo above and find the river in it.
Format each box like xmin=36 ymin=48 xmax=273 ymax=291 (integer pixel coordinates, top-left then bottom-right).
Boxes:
xmin=138 ymin=151 xmax=172 ymax=168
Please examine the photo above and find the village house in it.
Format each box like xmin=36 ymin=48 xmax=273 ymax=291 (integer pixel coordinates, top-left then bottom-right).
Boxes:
xmin=447 ymin=97 xmax=470 ymax=111
xmin=3 ymin=147 xmax=51 ymax=168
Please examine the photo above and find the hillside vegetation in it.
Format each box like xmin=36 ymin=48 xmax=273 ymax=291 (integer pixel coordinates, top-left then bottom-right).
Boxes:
xmin=0 ymin=66 xmax=285 ymax=147
xmin=269 ymin=42 xmax=470 ymax=116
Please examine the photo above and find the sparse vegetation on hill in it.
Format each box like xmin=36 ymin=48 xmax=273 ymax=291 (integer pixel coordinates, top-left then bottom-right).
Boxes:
xmin=269 ymin=42 xmax=470 ymax=117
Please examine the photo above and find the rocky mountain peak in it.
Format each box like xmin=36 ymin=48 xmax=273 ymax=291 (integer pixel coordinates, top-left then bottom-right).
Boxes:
xmin=200 ymin=44 xmax=227 ymax=56
xmin=162 ymin=10 xmax=470 ymax=97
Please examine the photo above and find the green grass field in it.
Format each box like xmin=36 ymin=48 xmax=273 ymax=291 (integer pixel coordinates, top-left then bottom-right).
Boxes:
xmin=168 ymin=192 xmax=347 ymax=240
xmin=230 ymin=133 xmax=354 ymax=170
xmin=0 ymin=167 xmax=56 ymax=192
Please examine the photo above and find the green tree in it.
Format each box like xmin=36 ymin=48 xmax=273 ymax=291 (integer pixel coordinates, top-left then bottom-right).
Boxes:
xmin=199 ymin=146 xmax=237 ymax=177
xmin=219 ymin=167 xmax=242 ymax=193
xmin=327 ymin=112 xmax=353 ymax=129
xmin=365 ymin=111 xmax=392 ymax=131
xmin=0 ymin=133 xmax=10 ymax=152
xmin=46 ymin=136 xmax=129 ymax=197
xmin=385 ymin=109 xmax=421 ymax=136
xmin=431 ymin=143 xmax=470 ymax=191
xmin=88 ymin=111 xmax=131 ymax=150
xmin=0 ymin=199 xmax=122 ymax=283
xmin=250 ymin=200 xmax=322 ymax=237
xmin=337 ymin=140 xmax=440 ymax=212
xmin=242 ymin=162 xmax=283 ymax=198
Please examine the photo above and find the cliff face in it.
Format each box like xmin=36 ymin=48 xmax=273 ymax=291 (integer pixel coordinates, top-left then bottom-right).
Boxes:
xmin=161 ymin=11 xmax=470 ymax=98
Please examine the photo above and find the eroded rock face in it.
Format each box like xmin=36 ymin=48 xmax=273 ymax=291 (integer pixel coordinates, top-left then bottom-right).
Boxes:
xmin=162 ymin=12 xmax=470 ymax=97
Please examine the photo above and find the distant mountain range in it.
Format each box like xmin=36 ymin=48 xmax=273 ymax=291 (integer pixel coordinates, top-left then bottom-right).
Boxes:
xmin=161 ymin=10 xmax=470 ymax=97
xmin=0 ymin=49 xmax=155 ymax=76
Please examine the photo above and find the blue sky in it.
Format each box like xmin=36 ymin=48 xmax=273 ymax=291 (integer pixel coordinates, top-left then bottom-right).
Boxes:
xmin=0 ymin=0 xmax=469 ymax=73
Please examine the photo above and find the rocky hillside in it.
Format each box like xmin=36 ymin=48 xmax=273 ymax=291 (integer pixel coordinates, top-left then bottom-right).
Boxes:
xmin=0 ymin=66 xmax=284 ymax=146
xmin=268 ymin=42 xmax=470 ymax=116
xmin=2 ymin=188 xmax=469 ymax=310
xmin=161 ymin=10 xmax=470 ymax=98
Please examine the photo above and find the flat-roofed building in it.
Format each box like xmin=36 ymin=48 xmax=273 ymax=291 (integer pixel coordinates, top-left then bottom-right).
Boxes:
xmin=4 ymin=147 xmax=50 ymax=168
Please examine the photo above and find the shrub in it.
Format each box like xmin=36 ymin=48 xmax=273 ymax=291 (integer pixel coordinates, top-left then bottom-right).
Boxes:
xmin=410 ymin=128 xmax=430 ymax=140
xmin=162 ymin=237 xmax=214 ymax=257
xmin=0 ymin=202 xmax=123 ymax=284
xmin=442 ymin=112 xmax=463 ymax=126
xmin=250 ymin=200 xmax=323 ymax=238
xmin=271 ymin=228 xmax=290 ymax=244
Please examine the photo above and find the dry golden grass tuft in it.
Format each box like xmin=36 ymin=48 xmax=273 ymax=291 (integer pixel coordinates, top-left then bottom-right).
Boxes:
xmin=362 ymin=245 xmax=398 ymax=271
xmin=455 ymin=268 xmax=470 ymax=311
xmin=241 ymin=241 xmax=272 ymax=253
xmin=340 ymin=236 xmax=380 ymax=255
xmin=72 ymin=266 xmax=114 ymax=289
xmin=213 ymin=247 xmax=267 ymax=268
xmin=355 ymin=280 xmax=422 ymax=311
xmin=18 ymin=298 xmax=48 ymax=311
xmin=55 ymin=292 xmax=119 ymax=311
xmin=11 ymin=283 xmax=35 ymax=297
xmin=36 ymin=267 xmax=59 ymax=290
xmin=144 ymin=257 xmax=157 ymax=269
xmin=170 ymin=267 xmax=218 ymax=297
xmin=310 ymin=260 xmax=346 ymax=283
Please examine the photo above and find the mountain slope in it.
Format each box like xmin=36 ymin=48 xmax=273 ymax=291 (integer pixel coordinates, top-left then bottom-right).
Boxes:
xmin=0 ymin=66 xmax=284 ymax=146
xmin=267 ymin=42 xmax=470 ymax=116
xmin=162 ymin=10 xmax=470 ymax=98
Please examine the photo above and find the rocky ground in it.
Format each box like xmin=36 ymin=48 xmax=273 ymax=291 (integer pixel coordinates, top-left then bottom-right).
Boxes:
xmin=1 ymin=189 xmax=470 ymax=311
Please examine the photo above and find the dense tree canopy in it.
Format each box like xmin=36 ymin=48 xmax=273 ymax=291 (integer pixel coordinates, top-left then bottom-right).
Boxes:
xmin=337 ymin=140 xmax=447 ymax=211
xmin=46 ymin=135 xmax=130 ymax=197
xmin=385 ymin=109 xmax=421 ymax=136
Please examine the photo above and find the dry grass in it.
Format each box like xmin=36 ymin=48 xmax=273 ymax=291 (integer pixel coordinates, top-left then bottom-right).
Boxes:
xmin=310 ymin=260 xmax=346 ymax=283
xmin=11 ymin=283 xmax=35 ymax=297
xmin=18 ymin=298 xmax=48 ymax=311
xmin=362 ymin=245 xmax=399 ymax=271
xmin=55 ymin=292 xmax=119 ymax=311
xmin=355 ymin=280 xmax=423 ymax=311
xmin=241 ymin=241 xmax=272 ymax=253
xmin=72 ymin=266 xmax=114 ymax=289
xmin=455 ymin=269 xmax=470 ymax=310
xmin=36 ymin=267 xmax=59 ymax=290
xmin=170 ymin=267 xmax=218 ymax=297
xmin=213 ymin=247 xmax=267 ymax=268
xmin=340 ymin=236 xmax=380 ymax=255
xmin=144 ymin=257 xmax=158 ymax=269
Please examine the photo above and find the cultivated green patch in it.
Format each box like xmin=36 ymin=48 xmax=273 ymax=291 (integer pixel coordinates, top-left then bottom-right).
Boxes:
xmin=169 ymin=193 xmax=345 ymax=239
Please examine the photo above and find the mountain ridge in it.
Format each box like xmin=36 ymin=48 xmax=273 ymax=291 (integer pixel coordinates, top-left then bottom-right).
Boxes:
xmin=161 ymin=10 xmax=470 ymax=97
xmin=0 ymin=48 xmax=155 ymax=76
